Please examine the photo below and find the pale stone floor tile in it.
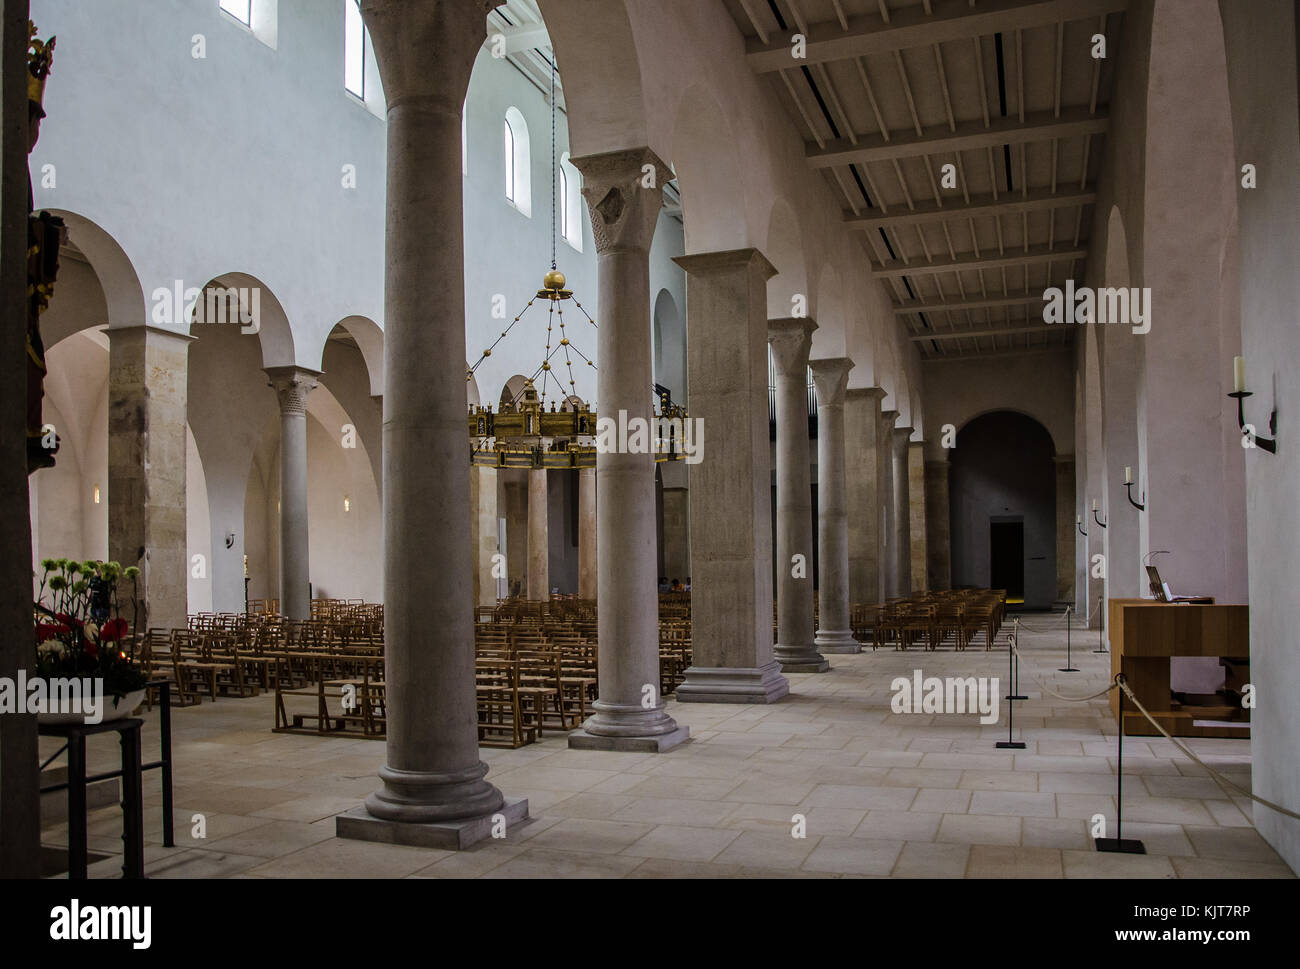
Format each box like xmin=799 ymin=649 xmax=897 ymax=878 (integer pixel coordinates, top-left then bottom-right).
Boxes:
xmin=1055 ymin=793 xmax=1117 ymax=820
xmin=802 ymin=836 xmax=903 ymax=875
xmin=145 ymin=848 xmax=270 ymax=879
xmin=712 ymin=829 xmax=821 ymax=870
xmin=244 ymin=838 xmax=451 ymax=878
xmin=1119 ymin=795 xmax=1217 ymax=826
xmin=1061 ymin=849 xmax=1177 ymax=879
xmin=936 ymin=813 xmax=1022 ymax=847
xmin=409 ymin=843 xmax=525 ymax=878
xmin=969 ymin=790 xmax=1057 ymax=818
xmin=1204 ymin=798 xmax=1254 ymax=827
xmin=1184 ymin=825 xmax=1288 ymax=864
xmin=483 ymin=847 xmax=645 ymax=879
xmin=719 ymin=802 xmax=802 ymax=832
xmin=891 ymin=841 xmax=971 ymax=877
xmin=616 ymin=772 xmax=745 ymax=801
xmin=201 ymin=818 xmax=337 ymax=858
xmin=958 ymin=769 xmax=1040 ymax=792
xmin=620 ymin=824 xmax=741 ymax=862
xmin=1139 ymin=773 xmax=1230 ymax=800
xmin=801 ymin=783 xmax=918 ymax=811
xmin=248 ymin=795 xmax=363 ymax=824
xmin=855 ymin=809 xmax=942 ymax=842
xmin=611 ymin=796 xmax=737 ymax=826
xmin=966 ymin=845 xmax=1064 ymax=878
xmin=722 ymin=776 xmax=819 ymax=806
xmin=1037 ymin=771 xmax=1119 ymax=795
xmin=883 ymin=767 xmax=964 ymax=789
xmin=910 ymin=788 xmax=972 ymax=814
xmin=1170 ymin=856 xmax=1296 ymax=879
xmin=542 ymin=792 xmax=636 ymax=820
xmin=1021 ymin=817 xmax=1091 ymax=850
xmin=526 ymin=817 xmax=654 ymax=854
xmin=800 ymin=806 xmax=869 ymax=836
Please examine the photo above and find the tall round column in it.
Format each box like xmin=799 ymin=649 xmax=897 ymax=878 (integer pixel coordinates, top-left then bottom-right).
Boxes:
xmin=266 ymin=366 xmax=318 ymax=621
xmin=768 ymin=318 xmax=829 ymax=673
xmin=527 ymin=467 xmax=549 ymax=601
xmin=568 ymin=148 xmax=688 ymax=752
xmin=338 ymin=0 xmax=525 ymax=848
xmin=810 ymin=358 xmax=857 ymax=653
xmin=578 ymin=465 xmax=597 ymax=600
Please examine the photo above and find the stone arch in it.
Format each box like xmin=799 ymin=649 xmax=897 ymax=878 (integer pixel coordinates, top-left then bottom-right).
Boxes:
xmin=324 ymin=315 xmax=385 ymax=397
xmin=42 ymin=210 xmax=145 ymax=347
xmin=668 ymin=83 xmax=748 ymax=254
xmin=652 ymin=287 xmax=684 ymax=401
xmin=500 ymin=374 xmax=531 ymax=411
xmin=765 ymin=197 xmax=809 ymax=320
xmin=189 ymin=271 xmax=296 ymax=371
xmin=536 ymin=0 xmax=655 ymax=159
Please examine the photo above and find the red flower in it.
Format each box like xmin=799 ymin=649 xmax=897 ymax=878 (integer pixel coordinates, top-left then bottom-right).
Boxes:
xmin=37 ymin=622 xmax=70 ymax=643
xmin=101 ymin=618 xmax=128 ymax=642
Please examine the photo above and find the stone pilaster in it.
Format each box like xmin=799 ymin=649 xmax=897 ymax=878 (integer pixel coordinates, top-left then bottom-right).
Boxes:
xmin=769 ymin=318 xmax=828 ymax=673
xmin=908 ymin=441 xmax=928 ymax=594
xmin=470 ymin=464 xmax=498 ymax=609
xmin=1053 ymin=456 xmax=1076 ymax=604
xmin=925 ymin=458 xmax=951 ymax=591
xmin=673 ymin=249 xmax=787 ymax=704
xmin=109 ymin=325 xmax=194 ymax=633
xmin=266 ymin=366 xmax=318 ymax=621
xmin=527 ymin=467 xmax=549 ymax=601
xmin=660 ymin=460 xmax=690 ymax=584
xmin=337 ymin=0 xmax=526 ymax=850
xmin=503 ymin=475 xmax=527 ymax=596
xmin=892 ymin=426 xmax=914 ymax=597
xmin=879 ymin=409 xmax=899 ymax=597
xmin=810 ymin=357 xmax=857 ymax=653
xmin=566 ymin=148 xmax=688 ymax=750
xmin=578 ymin=465 xmax=597 ymax=600
xmin=845 ymin=387 xmax=886 ymax=605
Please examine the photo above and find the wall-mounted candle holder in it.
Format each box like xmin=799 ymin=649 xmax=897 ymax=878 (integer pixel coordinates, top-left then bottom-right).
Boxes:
xmin=1076 ymin=513 xmax=1088 ymax=537
xmin=1092 ymin=500 xmax=1108 ymax=529
xmin=1230 ymin=356 xmax=1278 ymax=454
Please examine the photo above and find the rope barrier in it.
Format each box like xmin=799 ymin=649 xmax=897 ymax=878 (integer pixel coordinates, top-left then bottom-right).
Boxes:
xmin=1012 ymin=598 xmax=1102 ymax=633
xmin=1006 ymin=634 xmax=1118 ymax=702
xmin=1116 ymin=679 xmax=1300 ymax=822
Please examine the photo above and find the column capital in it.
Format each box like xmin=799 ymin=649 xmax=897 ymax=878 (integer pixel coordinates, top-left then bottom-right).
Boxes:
xmin=265 ymin=366 xmax=321 ymax=416
xmin=846 ymin=386 xmax=887 ymax=403
xmin=809 ymin=357 xmax=853 ymax=405
xmin=674 ymin=247 xmax=777 ymax=281
xmin=880 ymin=408 xmax=900 ymax=428
xmin=362 ymin=0 xmax=498 ymax=108
xmin=893 ymin=425 xmax=915 ymax=442
xmin=571 ymin=147 xmax=671 ymax=255
xmin=767 ymin=317 xmax=817 ymax=375
xmin=106 ymin=323 xmax=197 ymax=349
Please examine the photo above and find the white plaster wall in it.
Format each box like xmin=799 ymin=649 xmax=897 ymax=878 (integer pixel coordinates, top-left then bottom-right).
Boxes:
xmin=1220 ymin=0 xmax=1300 ymax=875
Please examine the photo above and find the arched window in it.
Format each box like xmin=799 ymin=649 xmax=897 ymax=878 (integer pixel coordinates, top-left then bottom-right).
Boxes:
xmin=504 ymin=107 xmax=531 ymax=217
xmin=345 ymin=0 xmax=367 ymax=100
xmin=560 ymin=152 xmax=583 ymax=251
xmin=220 ymin=0 xmax=251 ymax=26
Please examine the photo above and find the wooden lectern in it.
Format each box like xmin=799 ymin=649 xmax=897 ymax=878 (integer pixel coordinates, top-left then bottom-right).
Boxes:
xmin=1108 ymin=599 xmax=1250 ymax=738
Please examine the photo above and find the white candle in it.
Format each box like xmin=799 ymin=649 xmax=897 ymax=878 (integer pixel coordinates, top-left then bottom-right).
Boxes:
xmin=1124 ymin=466 xmax=1132 ymax=484
xmin=1233 ymin=356 xmax=1246 ymax=393
xmin=1076 ymin=513 xmax=1082 ymax=524
xmin=1092 ymin=499 xmax=1098 ymax=511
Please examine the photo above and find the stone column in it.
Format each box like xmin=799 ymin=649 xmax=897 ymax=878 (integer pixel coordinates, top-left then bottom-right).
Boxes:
xmin=503 ymin=476 xmax=527 ymax=596
xmin=567 ymin=148 xmax=687 ymax=750
xmin=878 ymin=410 xmax=899 ymax=596
xmin=1053 ymin=456 xmax=1076 ymax=604
xmin=810 ymin=358 xmax=857 ymax=653
xmin=578 ymin=465 xmax=597 ymax=600
xmin=892 ymin=426 xmax=914 ymax=597
xmin=338 ymin=0 xmax=525 ymax=849
xmin=266 ymin=366 xmax=318 ymax=621
xmin=471 ymin=464 xmax=498 ymax=609
xmin=673 ymin=250 xmax=787 ymax=704
xmin=769 ymin=318 xmax=828 ymax=673
xmin=908 ymin=441 xmax=928 ymax=593
xmin=109 ymin=325 xmax=194 ymax=632
xmin=845 ymin=388 xmax=886 ymax=604
xmin=527 ymin=467 xmax=549 ymax=600
xmin=925 ymin=457 xmax=951 ymax=590
xmin=660 ymin=461 xmax=690 ymax=583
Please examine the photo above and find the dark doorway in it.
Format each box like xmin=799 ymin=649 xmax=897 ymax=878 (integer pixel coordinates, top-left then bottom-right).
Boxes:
xmin=990 ymin=520 xmax=1024 ymax=601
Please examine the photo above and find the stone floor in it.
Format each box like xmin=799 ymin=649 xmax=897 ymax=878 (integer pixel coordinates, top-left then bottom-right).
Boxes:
xmin=41 ymin=615 xmax=1295 ymax=878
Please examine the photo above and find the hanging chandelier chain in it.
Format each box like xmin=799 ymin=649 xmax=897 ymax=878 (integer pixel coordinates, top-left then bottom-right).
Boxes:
xmin=550 ymin=54 xmax=557 ymax=273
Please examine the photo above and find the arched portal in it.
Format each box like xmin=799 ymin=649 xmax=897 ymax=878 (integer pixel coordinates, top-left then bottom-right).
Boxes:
xmin=949 ymin=411 xmax=1057 ymax=609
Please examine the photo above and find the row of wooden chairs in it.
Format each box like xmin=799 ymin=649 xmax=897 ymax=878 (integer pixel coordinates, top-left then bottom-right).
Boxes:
xmin=851 ymin=591 xmax=1007 ymax=651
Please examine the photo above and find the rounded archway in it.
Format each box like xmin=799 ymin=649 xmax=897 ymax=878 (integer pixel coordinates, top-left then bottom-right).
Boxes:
xmin=949 ymin=411 xmax=1057 ymax=609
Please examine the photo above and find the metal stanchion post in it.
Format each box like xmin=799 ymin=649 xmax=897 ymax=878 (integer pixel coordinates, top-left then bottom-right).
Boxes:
xmin=1006 ymin=620 xmax=1027 ymax=701
xmin=1060 ymin=604 xmax=1079 ymax=672
xmin=997 ymin=632 xmax=1027 ymax=750
xmin=1095 ymin=674 xmax=1145 ymax=853
xmin=1093 ymin=593 xmax=1107 ymax=653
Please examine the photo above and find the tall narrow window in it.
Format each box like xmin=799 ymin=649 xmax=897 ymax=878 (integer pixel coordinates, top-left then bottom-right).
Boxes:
xmin=503 ymin=107 xmax=531 ymax=217
xmin=220 ymin=0 xmax=252 ymax=26
xmin=560 ymin=152 xmax=583 ymax=251
xmin=345 ymin=0 xmax=366 ymax=99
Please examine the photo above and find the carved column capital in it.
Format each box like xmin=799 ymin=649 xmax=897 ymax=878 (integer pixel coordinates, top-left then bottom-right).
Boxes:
xmin=767 ymin=317 xmax=818 ymax=377
xmin=571 ymin=147 xmax=671 ymax=255
xmin=362 ymin=0 xmax=500 ymax=108
xmin=266 ymin=366 xmax=320 ymax=417
xmin=809 ymin=357 xmax=854 ymax=406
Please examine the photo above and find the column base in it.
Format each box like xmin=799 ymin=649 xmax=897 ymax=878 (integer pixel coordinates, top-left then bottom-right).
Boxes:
xmin=675 ymin=662 xmax=790 ymax=704
xmin=814 ymin=628 xmax=860 ymax=654
xmin=335 ymin=797 xmax=529 ymax=851
xmin=568 ymin=726 xmax=691 ymax=753
xmin=774 ymin=645 xmax=831 ymax=673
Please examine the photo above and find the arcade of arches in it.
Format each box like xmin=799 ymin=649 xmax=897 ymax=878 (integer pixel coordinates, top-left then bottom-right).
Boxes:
xmin=1 ymin=0 xmax=1297 ymax=882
